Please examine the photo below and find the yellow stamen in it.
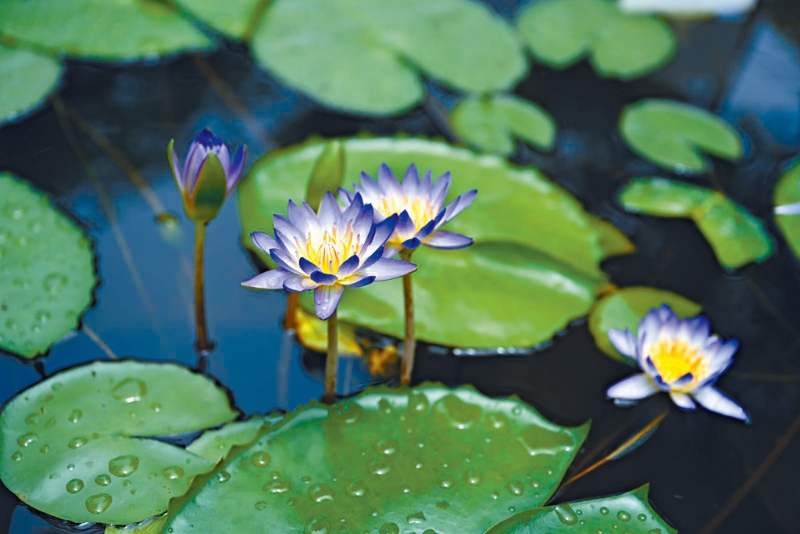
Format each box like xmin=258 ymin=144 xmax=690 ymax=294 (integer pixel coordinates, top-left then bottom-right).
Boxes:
xmin=301 ymin=224 xmax=362 ymax=275
xmin=375 ymin=194 xmax=437 ymax=233
xmin=648 ymin=336 xmax=708 ymax=390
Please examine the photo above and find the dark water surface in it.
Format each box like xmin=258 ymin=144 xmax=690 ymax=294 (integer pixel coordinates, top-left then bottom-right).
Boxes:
xmin=1 ymin=1 xmax=800 ymax=532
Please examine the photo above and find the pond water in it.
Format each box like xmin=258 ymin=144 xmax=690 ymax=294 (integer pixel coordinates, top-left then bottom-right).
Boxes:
xmin=1 ymin=0 xmax=799 ymax=532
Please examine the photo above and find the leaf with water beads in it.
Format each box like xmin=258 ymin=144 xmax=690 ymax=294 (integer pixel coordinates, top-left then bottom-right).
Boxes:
xmin=0 ymin=173 xmax=96 ymax=359
xmin=0 ymin=44 xmax=62 ymax=127
xmin=485 ymin=485 xmax=676 ymax=533
xmin=0 ymin=360 xmax=238 ymax=525
xmin=164 ymin=383 xmax=589 ymax=533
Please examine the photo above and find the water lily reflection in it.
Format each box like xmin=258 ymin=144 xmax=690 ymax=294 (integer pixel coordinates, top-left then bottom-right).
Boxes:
xmin=606 ymin=305 xmax=749 ymax=422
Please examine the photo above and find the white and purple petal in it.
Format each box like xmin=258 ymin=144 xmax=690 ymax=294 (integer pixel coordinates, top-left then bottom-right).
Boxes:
xmin=251 ymin=232 xmax=278 ymax=254
xmin=283 ymin=276 xmax=319 ymax=293
xmin=692 ymin=386 xmax=750 ymax=422
xmin=606 ymin=373 xmax=659 ymax=400
xmin=608 ymin=328 xmax=638 ymax=359
xmin=377 ymin=163 xmax=403 ymax=197
xmin=441 ymin=189 xmax=478 ymax=224
xmin=241 ymin=268 xmax=294 ymax=290
xmin=363 ymin=257 xmax=417 ymax=281
xmin=669 ymin=392 xmax=697 ymax=411
xmin=424 ymin=230 xmax=473 ymax=250
xmin=430 ymin=171 xmax=450 ymax=207
xmin=313 ymin=285 xmax=344 ymax=320
xmin=402 ymin=164 xmax=421 ymax=196
xmin=226 ymin=145 xmax=247 ymax=193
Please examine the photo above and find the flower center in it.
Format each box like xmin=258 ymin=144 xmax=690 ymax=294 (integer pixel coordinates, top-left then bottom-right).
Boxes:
xmin=302 ymin=222 xmax=362 ymax=274
xmin=376 ymin=195 xmax=437 ymax=232
xmin=648 ymin=337 xmax=708 ymax=388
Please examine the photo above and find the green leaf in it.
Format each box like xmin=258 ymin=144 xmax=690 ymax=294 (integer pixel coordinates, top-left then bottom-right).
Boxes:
xmin=589 ymin=287 xmax=701 ymax=363
xmin=620 ymin=177 xmax=773 ymax=270
xmin=0 ymin=0 xmax=213 ymax=60
xmin=0 ymin=44 xmax=62 ymax=126
xmin=250 ymin=0 xmax=526 ymax=115
xmin=620 ymin=99 xmax=744 ymax=174
xmin=0 ymin=360 xmax=238 ymax=524
xmin=450 ymin=95 xmax=557 ymax=156
xmin=239 ymin=137 xmax=612 ymax=348
xmin=485 ymin=485 xmax=676 ymax=533
xmin=173 ymin=0 xmax=262 ymax=39
xmin=516 ymin=0 xmax=675 ymax=79
xmin=105 ymin=515 xmax=168 ymax=534
xmin=589 ymin=215 xmax=635 ymax=259
xmin=164 ymin=383 xmax=589 ymax=533
xmin=773 ymin=159 xmax=800 ymax=261
xmin=186 ymin=417 xmax=274 ymax=464
xmin=0 ymin=173 xmax=96 ymax=358
xmin=305 ymin=140 xmax=346 ymax=209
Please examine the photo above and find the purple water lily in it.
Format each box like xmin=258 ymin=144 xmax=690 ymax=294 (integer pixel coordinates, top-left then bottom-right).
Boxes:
xmin=606 ymin=305 xmax=749 ymax=422
xmin=242 ymin=192 xmax=417 ymax=320
xmin=339 ymin=163 xmax=477 ymax=256
xmin=170 ymin=129 xmax=247 ymax=197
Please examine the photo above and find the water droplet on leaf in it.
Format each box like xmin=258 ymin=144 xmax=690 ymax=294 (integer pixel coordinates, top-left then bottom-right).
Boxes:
xmin=109 ymin=455 xmax=139 ymax=477
xmin=66 ymin=479 xmax=84 ymax=494
xmin=85 ymin=493 xmax=112 ymax=514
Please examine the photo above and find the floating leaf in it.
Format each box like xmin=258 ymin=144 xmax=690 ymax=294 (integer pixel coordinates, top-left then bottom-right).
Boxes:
xmin=296 ymin=308 xmax=363 ymax=357
xmin=589 ymin=287 xmax=701 ymax=363
xmin=105 ymin=515 xmax=168 ymax=534
xmin=0 ymin=173 xmax=96 ymax=358
xmin=450 ymin=95 xmax=556 ymax=156
xmin=485 ymin=485 xmax=676 ymax=533
xmin=516 ymin=0 xmax=675 ymax=79
xmin=0 ymin=0 xmax=213 ymax=60
xmin=589 ymin=215 xmax=636 ymax=258
xmin=173 ymin=0 xmax=262 ymax=39
xmin=0 ymin=360 xmax=238 ymax=524
xmin=773 ymin=159 xmax=800 ymax=261
xmin=0 ymin=44 xmax=62 ymax=127
xmin=164 ymin=383 xmax=589 ymax=533
xmin=620 ymin=99 xmax=744 ymax=174
xmin=239 ymin=137 xmax=611 ymax=348
xmin=250 ymin=0 xmax=526 ymax=115
xmin=620 ymin=177 xmax=773 ymax=269
xmin=186 ymin=416 xmax=282 ymax=464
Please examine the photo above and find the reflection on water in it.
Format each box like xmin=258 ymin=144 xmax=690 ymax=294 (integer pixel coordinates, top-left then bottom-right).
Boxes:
xmin=0 ymin=1 xmax=799 ymax=532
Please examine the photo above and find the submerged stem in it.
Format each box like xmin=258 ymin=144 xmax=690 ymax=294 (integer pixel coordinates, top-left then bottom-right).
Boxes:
xmin=400 ymin=249 xmax=416 ymax=386
xmin=323 ymin=310 xmax=339 ymax=404
xmin=284 ymin=292 xmax=299 ymax=331
xmin=193 ymin=222 xmax=212 ymax=354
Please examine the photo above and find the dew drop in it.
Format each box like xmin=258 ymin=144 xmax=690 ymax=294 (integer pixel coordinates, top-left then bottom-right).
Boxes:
xmin=95 ymin=474 xmax=111 ymax=487
xmin=254 ymin=500 xmax=267 ymax=511
xmin=434 ymin=395 xmax=482 ymax=430
xmin=600 ymin=507 xmax=609 ymax=515
xmin=111 ymin=378 xmax=147 ymax=403
xmin=378 ymin=398 xmax=393 ymax=414
xmin=618 ymin=511 xmax=631 ymax=522
xmin=68 ymin=437 xmax=88 ymax=449
xmin=11 ymin=451 xmax=21 ymax=461
xmin=308 ymin=483 xmax=335 ymax=503
xmin=345 ymin=480 xmax=367 ymax=497
xmin=24 ymin=413 xmax=39 ymax=426
xmin=370 ymin=458 xmax=391 ymax=476
xmin=68 ymin=410 xmax=82 ymax=423
xmin=407 ymin=512 xmax=426 ymax=524
xmin=151 ymin=403 xmax=162 ymax=412
xmin=506 ymin=481 xmax=525 ymax=496
xmin=123 ymin=480 xmax=131 ymax=487
xmin=85 ymin=493 xmax=112 ymax=514
xmin=304 ymin=518 xmax=331 ymax=534
xmin=251 ymin=451 xmax=271 ymax=468
xmin=488 ymin=412 xmax=509 ymax=429
xmin=511 ymin=406 xmax=522 ymax=416
xmin=463 ymin=471 xmax=483 ymax=486
xmin=162 ymin=466 xmax=184 ymax=480
xmin=330 ymin=402 xmax=363 ymax=425
xmin=39 ymin=444 xmax=49 ymax=454
xmin=43 ymin=273 xmax=67 ymax=295
xmin=217 ymin=470 xmax=231 ymax=483
xmin=67 ymin=464 xmax=75 ymax=471
xmin=379 ymin=523 xmax=399 ymax=534
xmin=66 ymin=479 xmax=84 ymax=494
xmin=374 ymin=438 xmax=398 ymax=456
xmin=438 ymin=475 xmax=455 ymax=489
xmin=35 ymin=310 xmax=50 ymax=324
xmin=436 ymin=501 xmax=450 ymax=510
xmin=554 ymin=504 xmax=578 ymax=525
xmin=109 ymin=455 xmax=139 ymax=477
xmin=530 ymin=478 xmax=542 ymax=489
xmin=638 ymin=514 xmax=648 ymax=522
xmin=17 ymin=432 xmax=38 ymax=447
xmin=408 ymin=391 xmax=430 ymax=413
xmin=263 ymin=478 xmax=291 ymax=494
xmin=49 ymin=473 xmax=60 ymax=480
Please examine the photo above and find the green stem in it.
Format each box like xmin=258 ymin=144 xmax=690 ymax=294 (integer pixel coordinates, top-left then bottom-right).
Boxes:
xmin=322 ymin=310 xmax=338 ymax=404
xmin=400 ymin=249 xmax=416 ymax=386
xmin=194 ymin=222 xmax=212 ymax=354
xmin=284 ymin=292 xmax=299 ymax=331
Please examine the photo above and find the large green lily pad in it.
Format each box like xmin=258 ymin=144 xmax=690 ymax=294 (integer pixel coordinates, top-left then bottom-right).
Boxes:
xmin=250 ymin=0 xmax=526 ymax=115
xmin=485 ymin=485 xmax=676 ymax=533
xmin=620 ymin=177 xmax=772 ymax=270
xmin=0 ymin=360 xmax=238 ymax=524
xmin=0 ymin=173 xmax=96 ymax=358
xmin=239 ymin=137 xmax=612 ymax=348
xmin=589 ymin=287 xmax=701 ymax=363
xmin=620 ymin=100 xmax=744 ymax=174
xmin=516 ymin=0 xmax=676 ymax=79
xmin=0 ymin=0 xmax=213 ymax=60
xmin=450 ymin=94 xmax=556 ymax=156
xmin=0 ymin=44 xmax=62 ymax=126
xmin=773 ymin=159 xmax=800 ymax=261
xmin=165 ymin=383 xmax=589 ymax=533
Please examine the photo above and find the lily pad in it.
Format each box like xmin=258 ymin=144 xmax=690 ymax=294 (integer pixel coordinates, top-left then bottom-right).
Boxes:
xmin=186 ymin=416 xmax=282 ymax=464
xmin=250 ymin=0 xmax=526 ymax=115
xmin=589 ymin=287 xmax=701 ymax=363
xmin=0 ymin=360 xmax=238 ymax=524
xmin=0 ymin=0 xmax=213 ymax=60
xmin=620 ymin=177 xmax=773 ymax=269
xmin=239 ymin=137 xmax=611 ymax=348
xmin=450 ymin=95 xmax=556 ymax=156
xmin=773 ymin=159 xmax=800 ymax=261
xmin=173 ymin=0 xmax=262 ymax=39
xmin=164 ymin=383 xmax=589 ymax=533
xmin=590 ymin=215 xmax=636 ymax=258
xmin=0 ymin=44 xmax=62 ymax=126
xmin=620 ymin=99 xmax=744 ymax=174
xmin=0 ymin=173 xmax=96 ymax=358
xmin=485 ymin=485 xmax=676 ymax=533
xmin=517 ymin=0 xmax=676 ymax=79
xmin=105 ymin=515 xmax=168 ymax=534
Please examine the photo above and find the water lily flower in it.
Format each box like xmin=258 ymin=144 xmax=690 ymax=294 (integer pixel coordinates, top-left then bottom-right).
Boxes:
xmin=339 ymin=163 xmax=477 ymax=257
xmin=168 ymin=129 xmax=247 ymax=223
xmin=606 ymin=305 xmax=749 ymax=422
xmin=241 ymin=191 xmax=417 ymax=320
xmin=619 ymin=0 xmax=756 ymax=16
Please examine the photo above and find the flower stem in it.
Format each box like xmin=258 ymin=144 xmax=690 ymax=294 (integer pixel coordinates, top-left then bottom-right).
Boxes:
xmin=284 ymin=292 xmax=299 ymax=331
xmin=193 ymin=222 xmax=212 ymax=354
xmin=322 ymin=310 xmax=338 ymax=404
xmin=400 ymin=249 xmax=416 ymax=386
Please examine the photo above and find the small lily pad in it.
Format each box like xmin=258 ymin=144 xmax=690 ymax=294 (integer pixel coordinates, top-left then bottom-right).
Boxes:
xmin=0 ymin=44 xmax=62 ymax=127
xmin=250 ymin=0 xmax=526 ymax=115
xmin=773 ymin=159 xmax=800 ymax=261
xmin=173 ymin=0 xmax=262 ymax=39
xmin=517 ymin=0 xmax=676 ymax=79
xmin=450 ymin=94 xmax=556 ymax=156
xmin=0 ymin=173 xmax=96 ymax=358
xmin=620 ymin=177 xmax=773 ymax=269
xmin=485 ymin=485 xmax=676 ymax=533
xmin=0 ymin=360 xmax=238 ymax=524
xmin=0 ymin=0 xmax=213 ymax=59
xmin=186 ymin=416 xmax=282 ymax=464
xmin=589 ymin=287 xmax=701 ymax=363
xmin=620 ymin=99 xmax=744 ymax=174
xmin=164 ymin=383 xmax=589 ymax=533
xmin=589 ymin=215 xmax=636 ymax=258
xmin=105 ymin=515 xmax=168 ymax=534
xmin=239 ymin=137 xmax=612 ymax=348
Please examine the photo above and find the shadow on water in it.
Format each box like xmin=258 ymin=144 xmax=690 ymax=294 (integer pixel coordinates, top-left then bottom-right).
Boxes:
xmin=0 ymin=0 xmax=799 ymax=532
